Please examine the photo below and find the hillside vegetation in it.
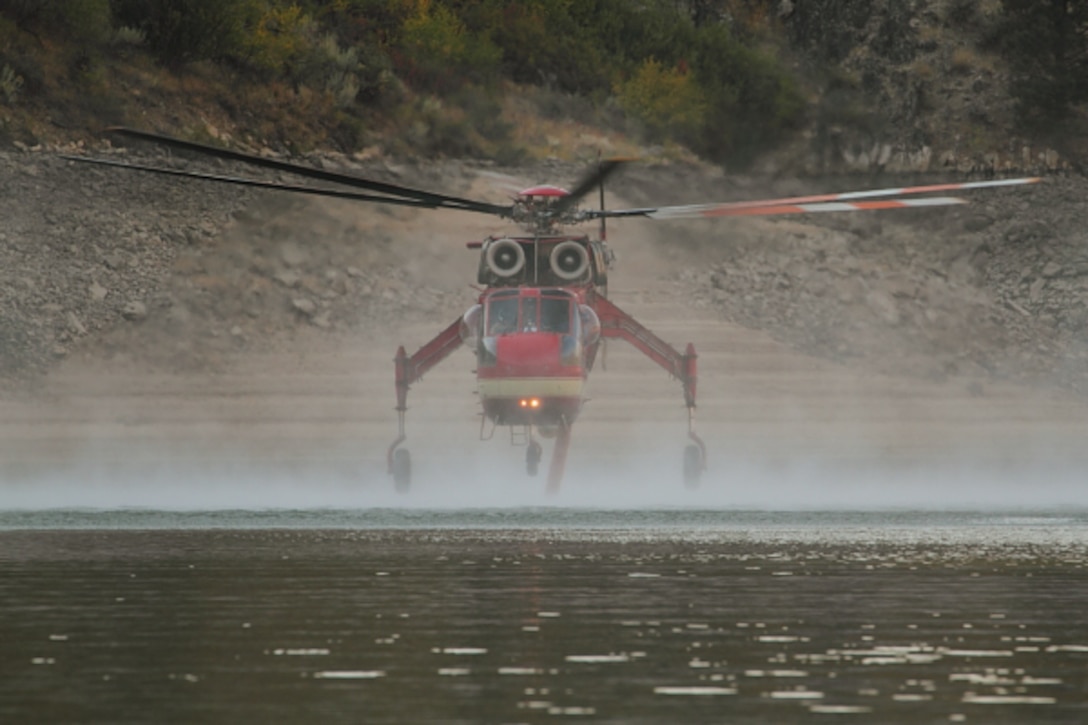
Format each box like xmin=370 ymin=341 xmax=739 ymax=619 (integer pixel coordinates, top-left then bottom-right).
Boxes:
xmin=2 ymin=1 xmax=1086 ymax=169
xmin=0 ymin=0 xmax=804 ymax=166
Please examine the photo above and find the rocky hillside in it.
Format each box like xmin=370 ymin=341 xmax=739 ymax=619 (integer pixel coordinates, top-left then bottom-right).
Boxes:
xmin=0 ymin=146 xmax=490 ymax=385
xmin=0 ymin=149 xmax=250 ymax=379
xmin=621 ymin=170 xmax=1088 ymax=392
xmin=3 ymin=143 xmax=1086 ymax=400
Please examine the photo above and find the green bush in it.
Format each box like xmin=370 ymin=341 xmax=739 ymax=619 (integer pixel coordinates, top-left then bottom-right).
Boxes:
xmin=692 ymin=22 xmax=803 ymax=167
xmin=0 ymin=63 xmax=23 ymax=104
xmin=991 ymin=0 xmax=1088 ymax=130
xmin=616 ymin=59 xmax=707 ymax=144
xmin=291 ymin=31 xmax=395 ymax=108
xmin=569 ymin=0 xmax=696 ymax=75
xmin=395 ymin=1 xmax=500 ymax=93
xmin=2 ymin=0 xmax=112 ymax=45
xmin=109 ymin=0 xmax=252 ymax=66
xmin=239 ymin=3 xmax=313 ymax=75
xmin=62 ymin=0 xmax=114 ymax=45
xmin=393 ymin=86 xmax=522 ymax=160
xmin=109 ymin=25 xmax=146 ymax=48
xmin=452 ymin=85 xmax=513 ymax=148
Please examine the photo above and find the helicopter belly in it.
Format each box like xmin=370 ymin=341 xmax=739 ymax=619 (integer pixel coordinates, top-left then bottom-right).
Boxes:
xmin=477 ymin=376 xmax=584 ymax=427
xmin=477 ymin=376 xmax=583 ymax=398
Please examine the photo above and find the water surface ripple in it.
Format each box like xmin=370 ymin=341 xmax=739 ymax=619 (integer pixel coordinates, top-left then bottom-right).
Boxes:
xmin=2 ymin=510 xmax=1086 ymax=723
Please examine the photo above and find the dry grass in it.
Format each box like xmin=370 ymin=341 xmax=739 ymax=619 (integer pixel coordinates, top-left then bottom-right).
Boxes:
xmin=500 ymin=88 xmax=696 ymax=164
xmin=949 ymin=45 xmax=994 ymax=74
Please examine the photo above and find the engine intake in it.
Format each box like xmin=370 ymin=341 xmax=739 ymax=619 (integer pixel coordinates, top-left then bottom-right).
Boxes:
xmin=486 ymin=238 xmax=526 ymax=277
xmin=549 ymin=241 xmax=589 ymax=281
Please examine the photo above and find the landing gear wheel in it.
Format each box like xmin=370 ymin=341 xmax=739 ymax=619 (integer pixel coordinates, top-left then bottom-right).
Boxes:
xmin=527 ymin=440 xmax=543 ymax=477
xmin=683 ymin=444 xmax=702 ymax=490
xmin=392 ymin=448 xmax=412 ymax=493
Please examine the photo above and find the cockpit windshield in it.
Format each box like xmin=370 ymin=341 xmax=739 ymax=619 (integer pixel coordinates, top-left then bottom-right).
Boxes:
xmin=540 ymin=297 xmax=570 ymax=333
xmin=486 ymin=293 xmax=571 ymax=335
xmin=487 ymin=297 xmax=518 ymax=335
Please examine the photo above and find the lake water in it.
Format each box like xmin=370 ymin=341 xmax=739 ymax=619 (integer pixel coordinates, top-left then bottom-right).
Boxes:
xmin=2 ymin=508 xmax=1087 ymax=723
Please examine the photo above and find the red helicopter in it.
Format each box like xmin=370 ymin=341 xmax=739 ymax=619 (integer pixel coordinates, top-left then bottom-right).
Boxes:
xmin=66 ymin=130 xmax=1041 ymax=493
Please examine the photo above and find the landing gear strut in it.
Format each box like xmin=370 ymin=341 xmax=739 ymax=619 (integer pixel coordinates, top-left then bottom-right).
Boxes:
xmin=526 ymin=438 xmax=543 ymax=476
xmin=683 ymin=444 xmax=702 ymax=489
xmin=591 ymin=294 xmax=706 ymax=490
xmin=546 ymin=421 xmax=572 ymax=495
xmin=388 ymin=406 xmax=412 ymax=493
xmin=684 ymin=406 xmax=707 ymax=490
xmin=392 ymin=447 xmax=412 ymax=492
xmin=387 ymin=318 xmax=466 ymax=493
xmin=520 ymin=422 xmax=573 ymax=494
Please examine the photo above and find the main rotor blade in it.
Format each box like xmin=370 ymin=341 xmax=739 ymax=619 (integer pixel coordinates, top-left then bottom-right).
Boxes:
xmin=654 ymin=196 xmax=969 ymax=218
xmin=597 ymin=176 xmax=1041 ymax=220
xmin=551 ymin=158 xmax=628 ymax=215
xmin=103 ymin=127 xmax=511 ymax=216
xmin=62 ymin=155 xmax=442 ymax=209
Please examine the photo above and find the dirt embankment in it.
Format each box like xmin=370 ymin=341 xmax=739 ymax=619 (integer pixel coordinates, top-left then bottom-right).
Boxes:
xmin=2 ymin=146 xmax=1086 ymax=399
xmin=0 ymin=147 xmax=495 ymax=386
xmin=1 ymin=149 xmax=249 ymax=379
xmin=614 ymin=166 xmax=1088 ymax=393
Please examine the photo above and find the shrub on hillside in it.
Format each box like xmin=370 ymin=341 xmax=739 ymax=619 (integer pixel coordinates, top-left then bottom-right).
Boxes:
xmin=239 ymin=3 xmax=313 ymax=75
xmin=110 ymin=0 xmax=251 ymax=67
xmin=294 ymin=33 xmax=362 ymax=107
xmin=395 ymin=2 xmax=500 ymax=93
xmin=691 ymin=22 xmax=804 ymax=167
xmin=392 ymin=86 xmax=523 ymax=161
xmin=569 ymin=0 xmax=697 ymax=76
xmin=990 ymin=0 xmax=1088 ymax=130
xmin=0 ymin=64 xmax=23 ymax=104
xmin=470 ymin=1 xmax=605 ymax=94
xmin=1 ymin=0 xmax=112 ymax=45
xmin=616 ymin=59 xmax=707 ymax=145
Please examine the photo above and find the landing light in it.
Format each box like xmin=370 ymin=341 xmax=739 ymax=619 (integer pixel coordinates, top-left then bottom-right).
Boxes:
xmin=519 ymin=398 xmax=541 ymax=409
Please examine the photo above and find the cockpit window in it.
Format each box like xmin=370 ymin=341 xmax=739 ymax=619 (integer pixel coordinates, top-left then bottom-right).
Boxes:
xmin=540 ymin=297 xmax=570 ymax=333
xmin=487 ymin=297 xmax=518 ymax=335
xmin=487 ymin=294 xmax=571 ymax=335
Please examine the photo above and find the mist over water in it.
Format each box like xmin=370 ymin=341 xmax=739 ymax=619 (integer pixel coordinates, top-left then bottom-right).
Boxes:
xmin=3 ymin=449 xmax=1087 ymax=515
xmin=5 ymin=452 xmax=1088 ymax=723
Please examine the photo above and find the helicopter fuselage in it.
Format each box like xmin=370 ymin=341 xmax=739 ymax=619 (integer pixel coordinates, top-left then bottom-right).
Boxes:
xmin=468 ymin=285 xmax=600 ymax=429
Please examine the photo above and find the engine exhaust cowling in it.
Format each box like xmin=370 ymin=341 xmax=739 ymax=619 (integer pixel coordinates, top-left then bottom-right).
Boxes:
xmin=486 ymin=238 xmax=526 ymax=278
xmin=550 ymin=241 xmax=590 ymax=281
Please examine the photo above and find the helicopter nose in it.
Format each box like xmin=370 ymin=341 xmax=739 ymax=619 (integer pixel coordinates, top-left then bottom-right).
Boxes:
xmin=496 ymin=334 xmax=562 ymax=373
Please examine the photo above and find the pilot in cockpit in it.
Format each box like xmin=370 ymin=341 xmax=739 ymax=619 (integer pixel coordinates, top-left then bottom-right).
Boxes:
xmin=489 ymin=305 xmax=515 ymax=335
